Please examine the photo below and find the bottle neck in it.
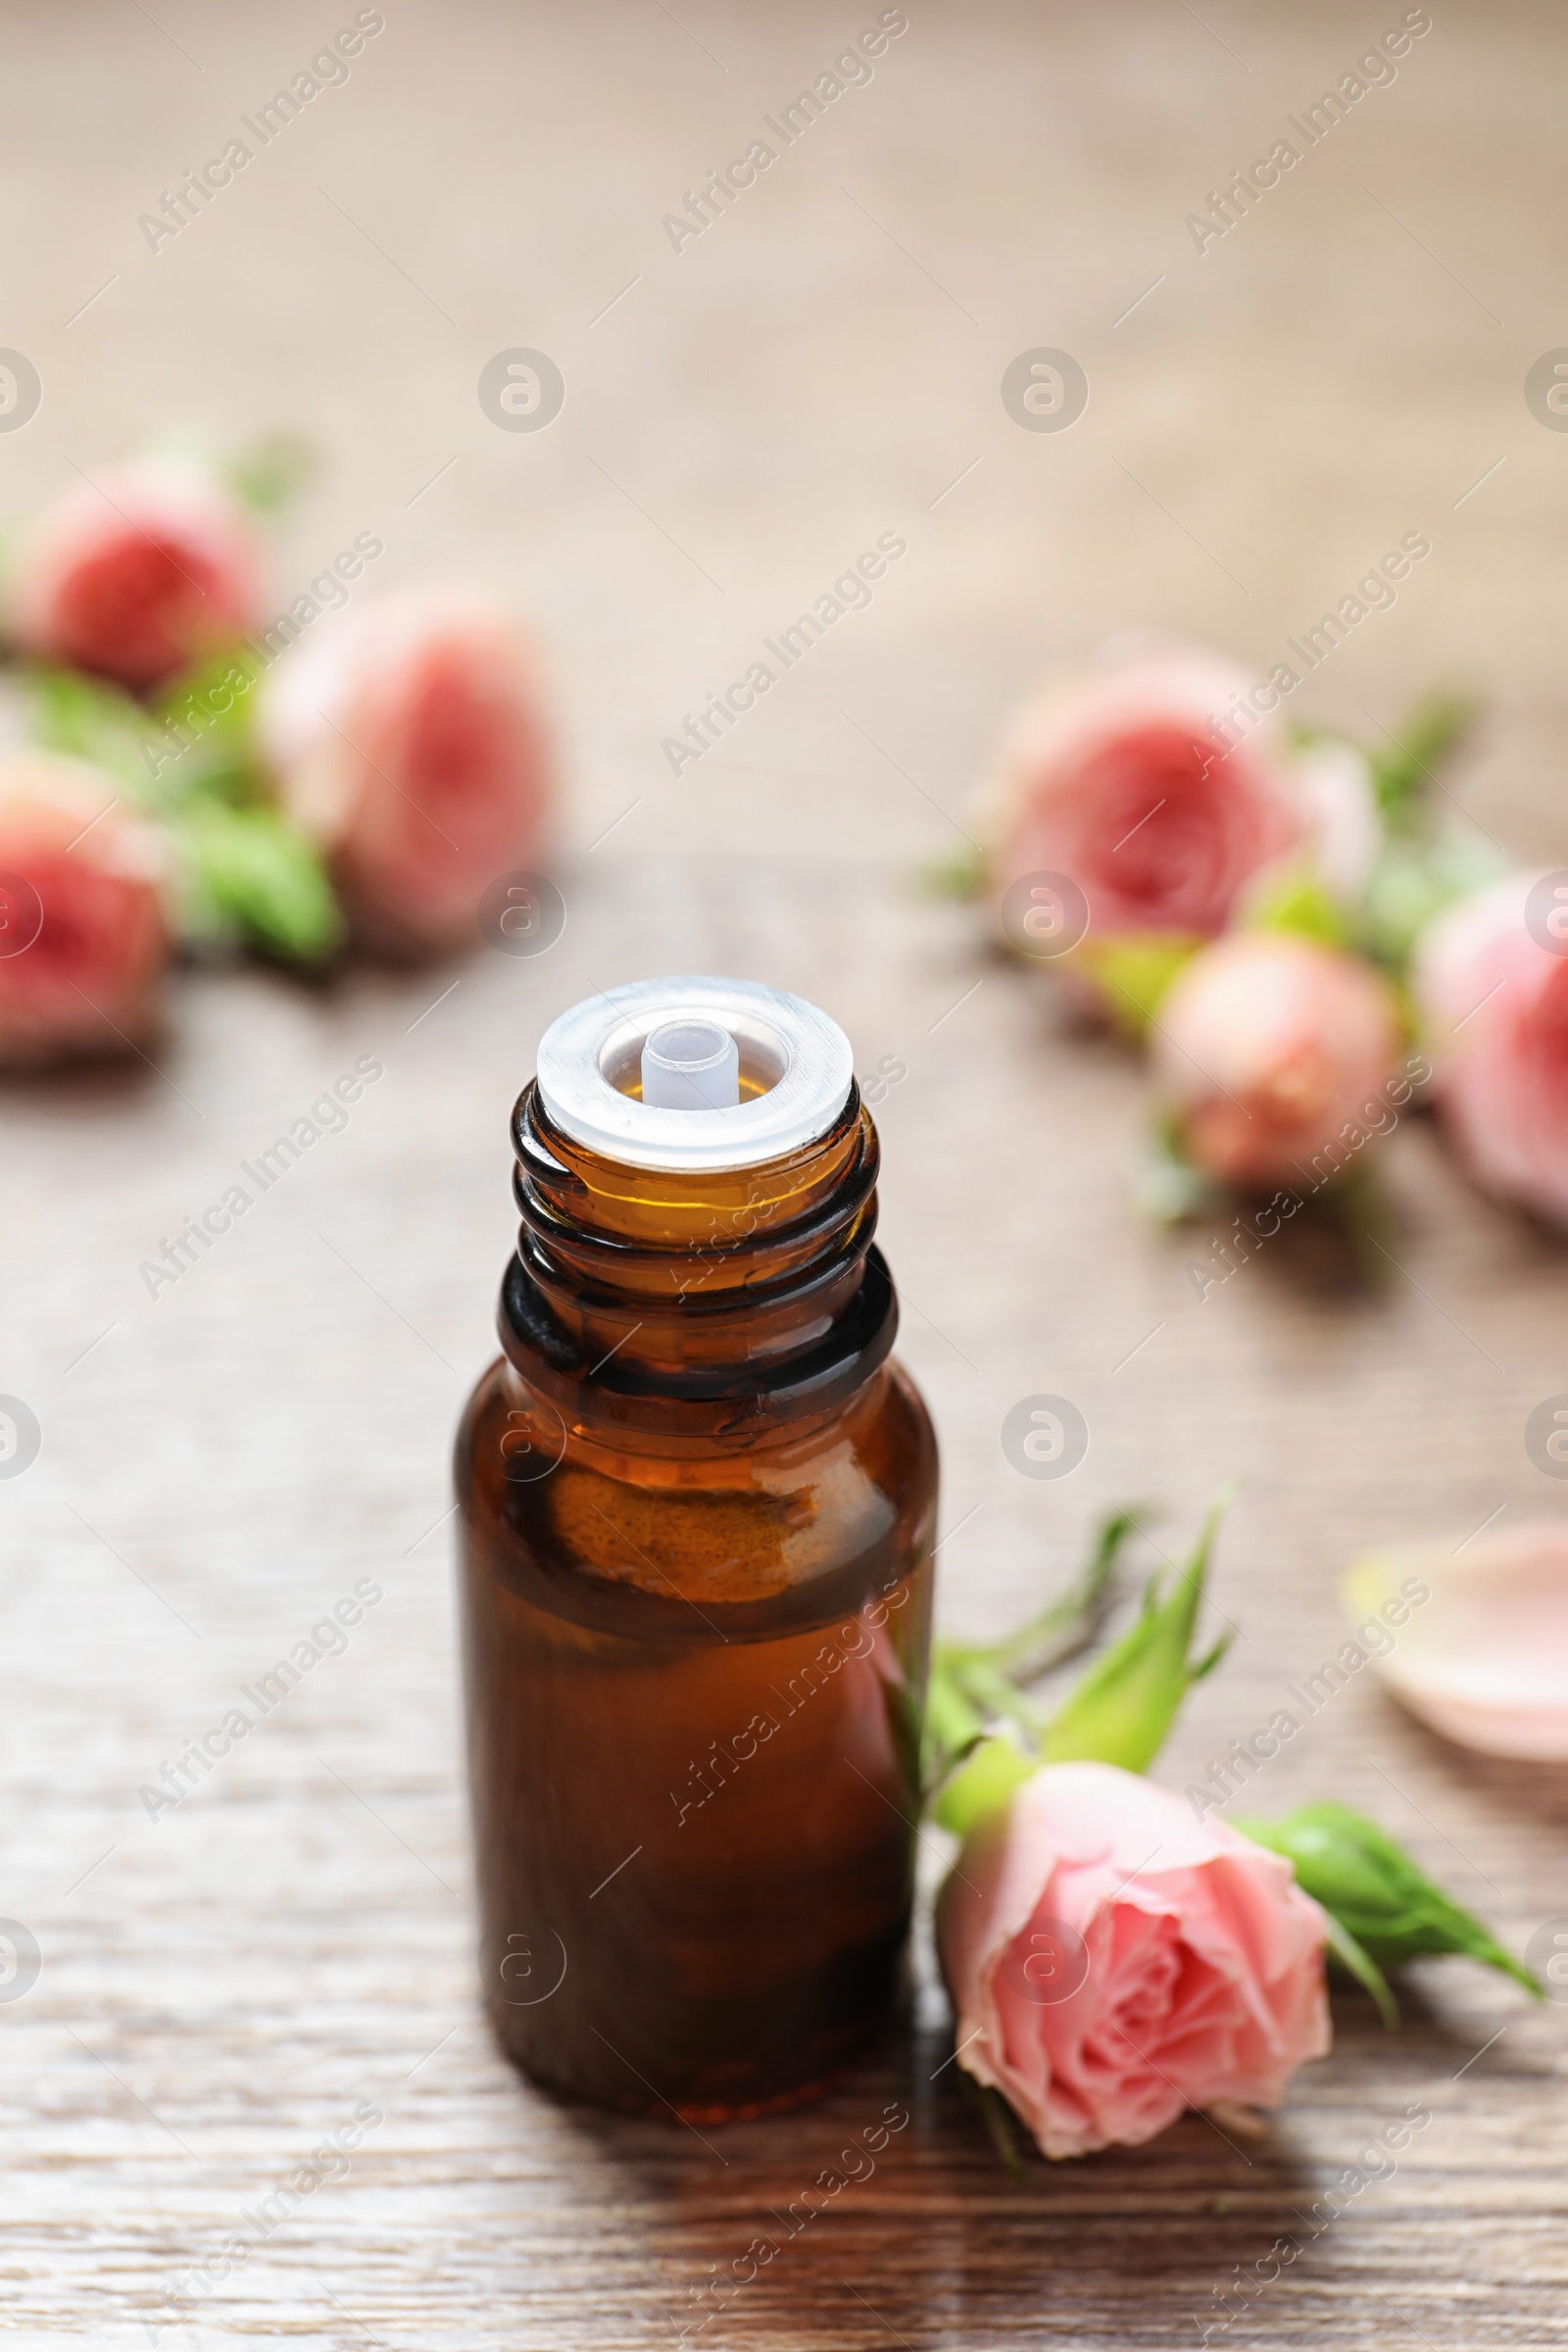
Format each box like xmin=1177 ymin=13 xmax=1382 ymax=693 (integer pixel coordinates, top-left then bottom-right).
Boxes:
xmin=498 ymin=1080 xmax=897 ymax=1446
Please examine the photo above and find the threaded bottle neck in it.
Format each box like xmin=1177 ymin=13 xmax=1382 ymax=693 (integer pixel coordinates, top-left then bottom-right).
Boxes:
xmin=497 ymin=1080 xmax=897 ymax=1445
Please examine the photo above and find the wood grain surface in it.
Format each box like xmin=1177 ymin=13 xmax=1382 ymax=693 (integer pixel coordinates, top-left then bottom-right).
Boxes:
xmin=4 ymin=3 xmax=1568 ymax=2345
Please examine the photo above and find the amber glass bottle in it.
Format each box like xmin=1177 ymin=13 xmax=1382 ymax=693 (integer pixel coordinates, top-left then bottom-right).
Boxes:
xmin=455 ymin=979 xmax=938 ymax=2120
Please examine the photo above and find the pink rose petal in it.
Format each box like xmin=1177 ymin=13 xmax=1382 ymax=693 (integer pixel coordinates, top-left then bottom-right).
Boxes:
xmin=1344 ymin=1524 xmax=1568 ymax=1759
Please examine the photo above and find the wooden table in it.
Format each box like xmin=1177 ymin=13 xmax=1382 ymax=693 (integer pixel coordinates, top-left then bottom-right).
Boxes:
xmin=4 ymin=2 xmax=1567 ymax=2343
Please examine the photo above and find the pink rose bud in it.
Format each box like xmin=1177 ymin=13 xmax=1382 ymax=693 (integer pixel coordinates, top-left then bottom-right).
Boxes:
xmin=937 ymin=1761 xmax=1330 ymax=2159
xmin=260 ymin=591 xmax=553 ymax=956
xmin=0 ymin=755 xmax=171 ymax=1064
xmin=1154 ymin=932 xmax=1401 ymax=1189
xmin=991 ymin=645 xmax=1376 ymax=951
xmin=1414 ymin=870 xmax=1568 ymax=1227
xmin=5 ymin=459 xmax=266 ymax=694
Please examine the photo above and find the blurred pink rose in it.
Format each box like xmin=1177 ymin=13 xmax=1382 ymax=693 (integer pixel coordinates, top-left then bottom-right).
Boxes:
xmin=261 ymin=592 xmax=553 ymax=956
xmin=992 ymin=646 xmax=1375 ymax=946
xmin=1154 ymin=932 xmax=1402 ymax=1188
xmin=1415 ymin=871 xmax=1568 ymax=1226
xmin=6 ymin=460 xmax=265 ymax=694
xmin=0 ymin=755 xmax=171 ymax=1064
xmin=937 ymin=1761 xmax=1330 ymax=2159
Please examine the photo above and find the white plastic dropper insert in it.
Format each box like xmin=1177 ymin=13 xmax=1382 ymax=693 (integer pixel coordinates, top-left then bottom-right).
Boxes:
xmin=535 ymin=976 xmax=855 ymax=1173
xmin=641 ymin=1017 xmax=740 ymax=1111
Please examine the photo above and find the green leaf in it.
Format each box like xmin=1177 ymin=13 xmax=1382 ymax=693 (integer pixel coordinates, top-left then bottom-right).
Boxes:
xmin=923 ymin=1508 xmax=1145 ymax=1792
xmin=221 ymin=429 xmax=315 ymax=515
xmin=1320 ymin=1910 xmax=1399 ymax=2030
xmin=173 ymin=803 xmax=344 ymax=963
xmin=1245 ymin=868 xmax=1352 ymax=949
xmin=956 ymin=2071 xmax=1028 ymax=2180
xmin=151 ymin=649 xmax=268 ymax=804
xmin=941 ymin=1655 xmax=1045 ymax=1749
xmin=21 ymin=655 xmax=341 ymax=964
xmin=1137 ymin=1115 xmax=1218 ymax=1227
xmin=920 ymin=1663 xmax=990 ymax=1797
xmin=914 ymin=844 xmax=988 ymax=901
xmin=1300 ymin=1158 xmax=1396 ymax=1290
xmin=22 ymin=652 xmax=272 ymax=824
xmin=1073 ymin=933 xmax=1201 ymax=1037
xmin=1357 ymin=823 xmax=1513 ymax=973
xmin=960 ymin=1507 xmax=1144 ymax=1686
xmin=1367 ymin=692 xmax=1476 ymax=829
xmin=1236 ymin=1802 xmax=1542 ymax=1999
xmin=1040 ymin=1491 xmax=1234 ymax=1772
xmin=22 ymin=663 xmax=172 ymax=806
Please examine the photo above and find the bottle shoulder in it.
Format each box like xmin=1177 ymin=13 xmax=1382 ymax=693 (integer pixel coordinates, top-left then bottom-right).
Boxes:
xmin=455 ymin=1353 xmax=937 ymax=1637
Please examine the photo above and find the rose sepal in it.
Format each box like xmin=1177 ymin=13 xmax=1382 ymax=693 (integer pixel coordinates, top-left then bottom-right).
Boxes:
xmin=1236 ymin=1801 xmax=1543 ymax=2004
xmin=1037 ymin=1490 xmax=1232 ymax=1772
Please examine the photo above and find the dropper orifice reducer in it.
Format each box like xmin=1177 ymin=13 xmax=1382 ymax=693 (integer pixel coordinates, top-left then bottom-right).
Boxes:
xmin=454 ymin=975 xmax=940 ymax=2119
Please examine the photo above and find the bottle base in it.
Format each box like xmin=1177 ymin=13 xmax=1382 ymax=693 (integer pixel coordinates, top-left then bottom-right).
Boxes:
xmin=486 ymin=1993 xmax=898 ymax=2125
